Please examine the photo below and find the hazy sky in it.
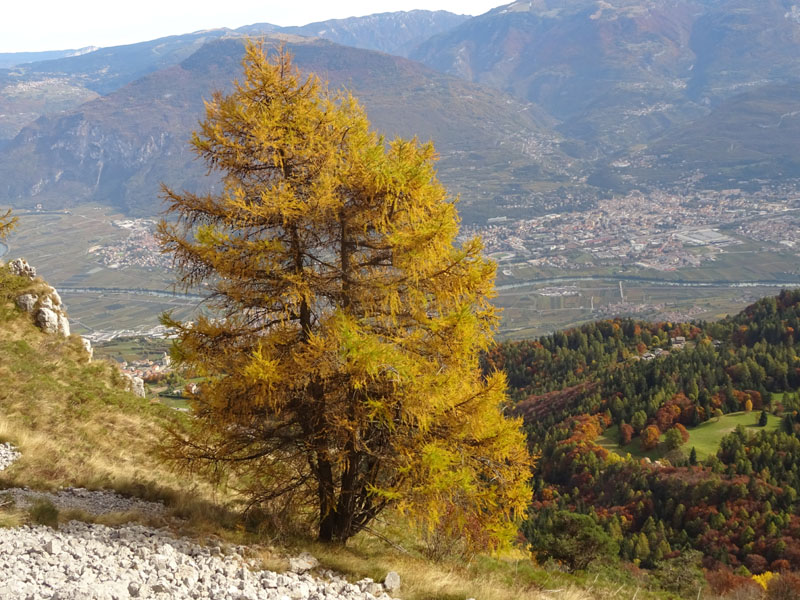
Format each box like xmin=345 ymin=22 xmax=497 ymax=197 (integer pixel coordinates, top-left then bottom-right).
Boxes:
xmin=1 ymin=1 xmax=502 ymax=53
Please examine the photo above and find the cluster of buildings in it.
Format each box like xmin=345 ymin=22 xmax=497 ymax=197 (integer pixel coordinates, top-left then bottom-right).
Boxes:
xmin=118 ymin=352 xmax=172 ymax=382
xmin=735 ymin=212 xmax=800 ymax=253
xmin=89 ymin=219 xmax=172 ymax=270
xmin=466 ymin=187 xmax=800 ymax=273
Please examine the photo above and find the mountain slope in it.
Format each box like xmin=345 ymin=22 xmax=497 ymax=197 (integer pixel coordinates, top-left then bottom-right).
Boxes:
xmin=0 ymin=11 xmax=465 ymax=145
xmin=411 ymin=0 xmax=800 ymax=155
xmin=0 ymin=30 xmax=245 ymax=143
xmin=0 ymin=36 xmax=578 ymax=222
xmin=607 ymin=81 xmax=800 ymax=187
xmin=488 ymin=289 xmax=800 ymax=581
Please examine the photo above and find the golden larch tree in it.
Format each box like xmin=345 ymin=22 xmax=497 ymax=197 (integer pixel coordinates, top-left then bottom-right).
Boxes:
xmin=0 ymin=209 xmax=16 ymax=240
xmin=158 ymin=41 xmax=531 ymax=546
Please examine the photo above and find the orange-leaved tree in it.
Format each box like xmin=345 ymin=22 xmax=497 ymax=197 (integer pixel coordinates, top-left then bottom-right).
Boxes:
xmin=157 ymin=42 xmax=531 ymax=546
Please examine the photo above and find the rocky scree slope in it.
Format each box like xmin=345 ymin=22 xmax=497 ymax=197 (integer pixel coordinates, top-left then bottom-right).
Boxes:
xmin=0 ymin=445 xmax=402 ymax=600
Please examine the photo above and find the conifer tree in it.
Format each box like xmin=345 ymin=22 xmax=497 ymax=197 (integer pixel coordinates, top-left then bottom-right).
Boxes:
xmin=0 ymin=209 xmax=16 ymax=239
xmin=158 ymin=42 xmax=531 ymax=546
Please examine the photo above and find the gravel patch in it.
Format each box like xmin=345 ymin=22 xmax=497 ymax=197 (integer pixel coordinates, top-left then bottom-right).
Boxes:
xmin=0 ymin=442 xmax=164 ymax=516
xmin=0 ymin=521 xmax=398 ymax=600
xmin=0 ymin=443 xmax=399 ymax=599
xmin=0 ymin=442 xmax=21 ymax=471
xmin=2 ymin=487 xmax=166 ymax=517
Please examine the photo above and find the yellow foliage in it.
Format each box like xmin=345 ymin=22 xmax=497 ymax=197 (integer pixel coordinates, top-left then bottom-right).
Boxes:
xmin=752 ymin=571 xmax=775 ymax=590
xmin=158 ymin=41 xmax=532 ymax=547
xmin=0 ymin=208 xmax=16 ymax=240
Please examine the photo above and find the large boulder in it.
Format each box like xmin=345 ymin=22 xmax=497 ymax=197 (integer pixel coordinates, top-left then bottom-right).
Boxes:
xmin=30 ymin=298 xmax=70 ymax=337
xmin=383 ymin=571 xmax=401 ymax=592
xmin=289 ymin=552 xmax=318 ymax=573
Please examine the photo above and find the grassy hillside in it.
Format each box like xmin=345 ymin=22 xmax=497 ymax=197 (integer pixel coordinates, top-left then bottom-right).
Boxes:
xmin=1 ymin=262 xmax=660 ymax=600
xmin=0 ymin=265 xmax=189 ymax=495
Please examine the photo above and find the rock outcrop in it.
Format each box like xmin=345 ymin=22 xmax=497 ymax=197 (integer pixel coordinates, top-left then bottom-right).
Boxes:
xmin=15 ymin=284 xmax=70 ymax=337
xmin=81 ymin=337 xmax=93 ymax=361
xmin=8 ymin=257 xmax=35 ymax=279
xmin=123 ymin=373 xmax=147 ymax=398
xmin=14 ymin=293 xmax=36 ymax=313
xmin=10 ymin=260 xmax=76 ymax=340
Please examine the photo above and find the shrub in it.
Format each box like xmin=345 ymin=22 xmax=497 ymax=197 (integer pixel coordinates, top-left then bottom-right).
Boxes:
xmin=706 ymin=569 xmax=762 ymax=596
xmin=745 ymin=554 xmax=769 ymax=575
xmin=527 ymin=511 xmax=619 ymax=571
xmin=29 ymin=499 xmax=59 ymax=528
xmin=652 ymin=550 xmax=705 ymax=598
xmin=766 ymin=572 xmax=800 ymax=600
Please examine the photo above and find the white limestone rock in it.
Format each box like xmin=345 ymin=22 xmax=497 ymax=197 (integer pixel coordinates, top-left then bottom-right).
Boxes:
xmin=35 ymin=307 xmax=60 ymax=334
xmin=123 ymin=373 xmax=146 ymax=398
xmin=81 ymin=337 xmax=93 ymax=361
xmin=8 ymin=258 xmax=35 ymax=279
xmin=49 ymin=288 xmax=62 ymax=306
xmin=0 ymin=443 xmax=21 ymax=471
xmin=289 ymin=551 xmax=318 ymax=573
xmin=15 ymin=294 xmax=37 ymax=313
xmin=57 ymin=312 xmax=70 ymax=337
xmin=11 ymin=268 xmax=72 ymax=338
xmin=383 ymin=571 xmax=401 ymax=592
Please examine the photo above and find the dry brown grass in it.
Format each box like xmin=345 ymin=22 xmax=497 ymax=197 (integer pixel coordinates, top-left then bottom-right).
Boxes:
xmin=0 ymin=268 xmax=237 ymax=517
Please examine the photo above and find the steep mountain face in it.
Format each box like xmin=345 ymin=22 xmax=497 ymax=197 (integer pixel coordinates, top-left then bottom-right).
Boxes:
xmin=247 ymin=10 xmax=470 ymax=57
xmin=0 ymin=37 xmax=578 ymax=222
xmin=411 ymin=0 xmax=800 ymax=154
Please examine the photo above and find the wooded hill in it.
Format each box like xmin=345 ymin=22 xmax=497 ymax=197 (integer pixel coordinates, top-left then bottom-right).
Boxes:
xmin=486 ymin=289 xmax=800 ymax=596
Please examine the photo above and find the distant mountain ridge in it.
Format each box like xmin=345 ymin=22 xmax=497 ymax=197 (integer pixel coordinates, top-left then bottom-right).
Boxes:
xmin=0 ymin=47 xmax=99 ymax=69
xmin=5 ymin=2 xmax=800 ymax=216
xmin=240 ymin=10 xmax=469 ymax=57
xmin=411 ymin=0 xmax=800 ymax=157
xmin=0 ymin=36 xmax=577 ymax=222
xmin=0 ymin=10 xmax=468 ymax=145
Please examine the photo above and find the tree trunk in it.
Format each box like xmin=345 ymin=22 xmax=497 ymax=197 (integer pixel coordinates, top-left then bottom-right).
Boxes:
xmin=317 ymin=456 xmax=338 ymax=543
